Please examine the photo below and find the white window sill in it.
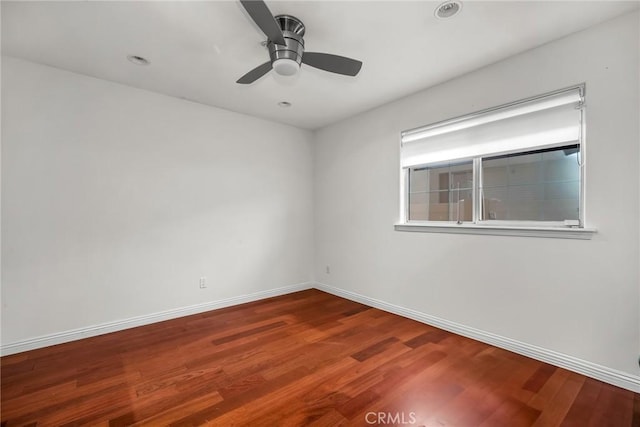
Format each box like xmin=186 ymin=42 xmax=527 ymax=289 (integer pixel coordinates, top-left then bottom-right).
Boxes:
xmin=394 ymin=223 xmax=596 ymax=239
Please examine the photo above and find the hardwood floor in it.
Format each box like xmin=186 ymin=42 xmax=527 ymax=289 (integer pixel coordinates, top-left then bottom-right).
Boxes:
xmin=1 ymin=289 xmax=638 ymax=426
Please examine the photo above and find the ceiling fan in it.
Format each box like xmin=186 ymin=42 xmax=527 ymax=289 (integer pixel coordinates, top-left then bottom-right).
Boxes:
xmin=236 ymin=0 xmax=363 ymax=84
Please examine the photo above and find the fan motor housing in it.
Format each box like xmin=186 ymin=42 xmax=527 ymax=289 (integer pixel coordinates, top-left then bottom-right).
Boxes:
xmin=269 ymin=15 xmax=305 ymax=66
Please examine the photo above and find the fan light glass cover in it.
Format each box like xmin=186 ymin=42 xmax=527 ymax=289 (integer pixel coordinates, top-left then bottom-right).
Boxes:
xmin=273 ymin=58 xmax=300 ymax=76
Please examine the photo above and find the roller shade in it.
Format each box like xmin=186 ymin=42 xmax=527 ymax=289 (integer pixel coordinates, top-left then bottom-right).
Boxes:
xmin=400 ymin=87 xmax=583 ymax=168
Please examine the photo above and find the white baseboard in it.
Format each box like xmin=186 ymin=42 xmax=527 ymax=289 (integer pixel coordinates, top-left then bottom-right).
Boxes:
xmin=314 ymin=281 xmax=640 ymax=393
xmin=0 ymin=282 xmax=313 ymax=356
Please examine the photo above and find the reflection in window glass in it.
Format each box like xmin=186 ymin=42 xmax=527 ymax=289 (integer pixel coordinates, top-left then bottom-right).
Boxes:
xmin=408 ymin=161 xmax=473 ymax=222
xmin=481 ymin=145 xmax=580 ymax=221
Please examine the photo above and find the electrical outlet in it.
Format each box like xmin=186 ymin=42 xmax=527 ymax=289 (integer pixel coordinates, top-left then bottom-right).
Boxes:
xmin=199 ymin=277 xmax=207 ymax=289
xmin=326 ymin=265 xmax=330 ymax=274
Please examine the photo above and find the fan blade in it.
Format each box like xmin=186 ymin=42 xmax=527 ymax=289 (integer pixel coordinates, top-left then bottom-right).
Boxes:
xmin=302 ymin=52 xmax=362 ymax=76
xmin=239 ymin=0 xmax=286 ymax=46
xmin=237 ymin=61 xmax=273 ymax=84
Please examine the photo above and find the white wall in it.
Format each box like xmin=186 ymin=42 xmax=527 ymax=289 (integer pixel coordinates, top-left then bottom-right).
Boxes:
xmin=314 ymin=11 xmax=640 ymax=378
xmin=1 ymin=57 xmax=314 ymax=345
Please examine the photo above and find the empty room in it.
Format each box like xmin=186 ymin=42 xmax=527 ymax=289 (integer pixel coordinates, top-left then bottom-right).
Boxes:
xmin=1 ymin=0 xmax=639 ymax=425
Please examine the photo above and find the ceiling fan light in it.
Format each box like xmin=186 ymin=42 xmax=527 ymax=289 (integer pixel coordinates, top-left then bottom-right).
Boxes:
xmin=273 ymin=58 xmax=300 ymax=76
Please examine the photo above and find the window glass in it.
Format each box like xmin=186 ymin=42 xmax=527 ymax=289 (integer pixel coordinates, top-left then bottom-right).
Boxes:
xmin=481 ymin=145 xmax=580 ymax=222
xmin=408 ymin=161 xmax=473 ymax=222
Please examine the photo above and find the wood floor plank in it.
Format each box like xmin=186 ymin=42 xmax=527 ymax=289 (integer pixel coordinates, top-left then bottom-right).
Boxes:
xmin=523 ymin=363 xmax=558 ymax=393
xmin=527 ymin=367 xmax=572 ymax=411
xmin=561 ymin=377 xmax=603 ymax=425
xmin=422 ymin=350 xmax=519 ymax=426
xmin=1 ymin=289 xmax=637 ymax=426
xmin=633 ymin=393 xmax=640 ymax=427
xmin=305 ymin=408 xmax=349 ymax=427
xmin=132 ymin=391 xmax=224 ymax=427
xmin=479 ymin=396 xmax=542 ymax=427
xmin=350 ymin=337 xmax=399 ymax=362
xmin=404 ymin=329 xmax=449 ymax=348
xmin=586 ymin=383 xmax=635 ymax=427
xmin=531 ymin=372 xmax=586 ymax=427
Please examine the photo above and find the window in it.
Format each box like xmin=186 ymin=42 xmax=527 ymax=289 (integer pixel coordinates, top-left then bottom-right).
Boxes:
xmin=399 ymin=85 xmax=591 ymax=236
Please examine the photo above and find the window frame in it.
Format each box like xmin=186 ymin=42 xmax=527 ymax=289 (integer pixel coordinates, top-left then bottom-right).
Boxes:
xmin=397 ymin=85 xmax=595 ymax=239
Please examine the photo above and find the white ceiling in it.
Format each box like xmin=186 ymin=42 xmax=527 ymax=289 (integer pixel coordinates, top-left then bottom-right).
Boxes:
xmin=2 ymin=1 xmax=638 ymax=130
